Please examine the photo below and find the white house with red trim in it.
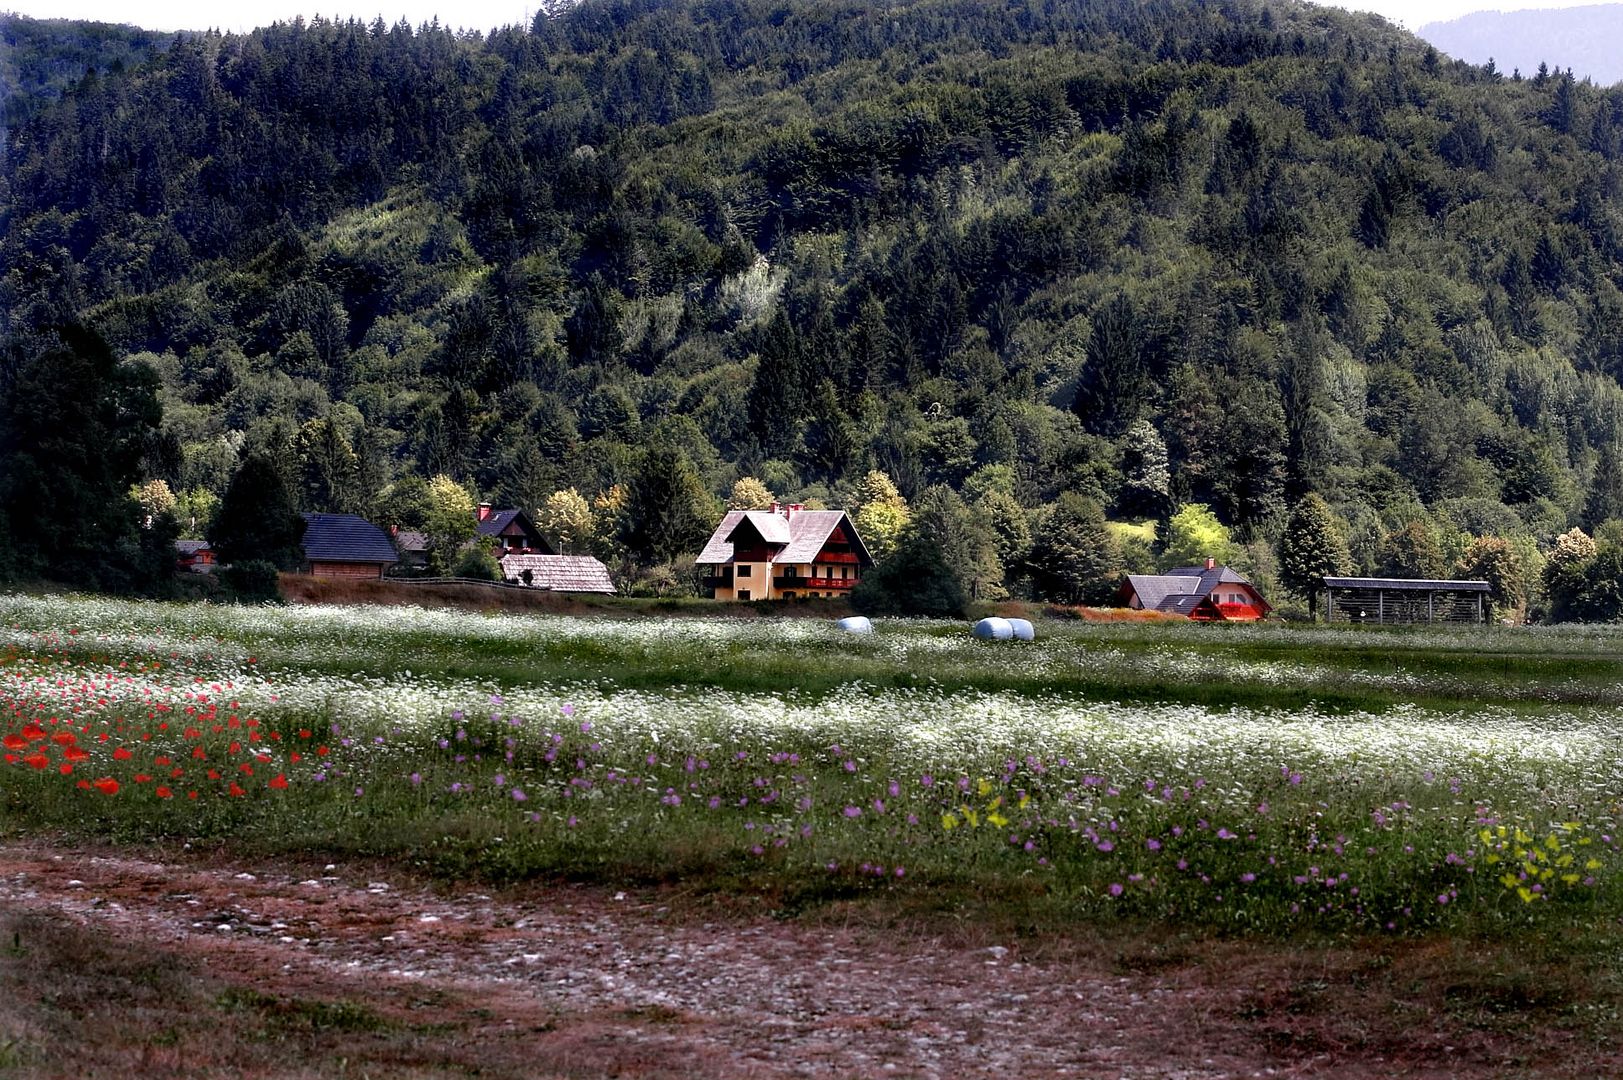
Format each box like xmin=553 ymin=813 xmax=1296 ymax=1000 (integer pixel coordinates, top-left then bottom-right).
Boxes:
xmin=695 ymin=503 xmax=874 ymax=601
xmin=1116 ymin=558 xmax=1271 ymax=621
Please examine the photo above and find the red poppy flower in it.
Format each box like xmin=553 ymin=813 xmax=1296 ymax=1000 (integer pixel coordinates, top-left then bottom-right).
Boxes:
xmin=64 ymin=746 xmax=88 ymax=762
xmin=227 ymin=782 xmax=245 ymax=797
xmin=23 ymin=753 xmax=48 ymax=770
xmin=92 ymin=777 xmax=119 ymax=795
xmin=112 ymin=747 xmax=133 ymax=761
xmin=155 ymin=786 xmax=172 ymax=799
xmin=3 ymin=734 xmax=27 ymax=750
xmin=58 ymin=763 xmax=72 ymax=776
xmin=268 ymin=773 xmax=288 ymax=790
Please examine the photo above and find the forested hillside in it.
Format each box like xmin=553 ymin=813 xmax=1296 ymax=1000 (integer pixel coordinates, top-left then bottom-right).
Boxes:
xmin=7 ymin=0 xmax=1623 ymax=616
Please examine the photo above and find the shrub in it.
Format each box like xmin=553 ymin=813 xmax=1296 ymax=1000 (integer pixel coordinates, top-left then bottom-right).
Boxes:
xmin=218 ymin=560 xmax=283 ymax=603
xmin=453 ymin=545 xmax=503 ymax=582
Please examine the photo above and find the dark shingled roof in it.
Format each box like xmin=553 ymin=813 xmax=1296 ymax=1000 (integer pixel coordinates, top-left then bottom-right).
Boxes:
xmin=474 ymin=509 xmax=556 ymax=553
xmin=301 ymin=513 xmax=398 ymax=565
xmin=1158 ymin=594 xmax=1205 ymax=615
xmin=475 ymin=509 xmax=524 ymax=536
xmin=1323 ymin=577 xmax=1491 ymax=592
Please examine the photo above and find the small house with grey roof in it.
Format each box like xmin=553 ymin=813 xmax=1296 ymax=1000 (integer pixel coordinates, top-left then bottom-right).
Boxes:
xmin=696 ymin=503 xmax=874 ymax=601
xmin=301 ymin=513 xmax=398 ymax=580
xmin=1116 ymin=558 xmax=1271 ymax=621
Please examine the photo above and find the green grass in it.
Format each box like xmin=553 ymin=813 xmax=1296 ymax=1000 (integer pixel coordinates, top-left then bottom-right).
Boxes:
xmin=3 ymin=593 xmax=1623 ymax=938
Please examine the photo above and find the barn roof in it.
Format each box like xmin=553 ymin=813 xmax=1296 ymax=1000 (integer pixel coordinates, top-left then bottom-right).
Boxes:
xmin=174 ymin=540 xmax=211 ymax=556
xmin=301 ymin=513 xmax=398 ymax=565
xmin=697 ymin=509 xmax=872 ymax=566
xmin=500 ymin=554 xmax=616 ymax=593
xmin=1323 ymin=577 xmax=1491 ymax=592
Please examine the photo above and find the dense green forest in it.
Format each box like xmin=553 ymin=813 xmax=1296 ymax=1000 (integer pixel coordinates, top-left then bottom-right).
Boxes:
xmin=6 ymin=0 xmax=1623 ymax=617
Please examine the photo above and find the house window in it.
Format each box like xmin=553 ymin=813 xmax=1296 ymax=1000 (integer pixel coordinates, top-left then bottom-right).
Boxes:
xmin=738 ymin=589 xmax=751 ymax=600
xmin=737 ymin=565 xmax=751 ymax=577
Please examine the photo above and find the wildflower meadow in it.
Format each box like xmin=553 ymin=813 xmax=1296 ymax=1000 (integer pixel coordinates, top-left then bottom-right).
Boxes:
xmin=3 ymin=593 xmax=1623 ymax=936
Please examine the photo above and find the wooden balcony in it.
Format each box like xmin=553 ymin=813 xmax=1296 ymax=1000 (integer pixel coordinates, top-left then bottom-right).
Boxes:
xmin=775 ymin=576 xmax=856 ymax=591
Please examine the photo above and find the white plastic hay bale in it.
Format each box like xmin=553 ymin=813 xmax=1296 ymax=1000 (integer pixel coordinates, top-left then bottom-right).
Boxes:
xmin=835 ymin=616 xmax=874 ymax=634
xmin=972 ymin=617 xmax=1013 ymax=640
xmin=1006 ymin=618 xmax=1035 ymax=641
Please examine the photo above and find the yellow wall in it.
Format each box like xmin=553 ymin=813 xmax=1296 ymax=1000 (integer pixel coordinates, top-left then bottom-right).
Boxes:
xmin=709 ymin=560 xmax=863 ymax=601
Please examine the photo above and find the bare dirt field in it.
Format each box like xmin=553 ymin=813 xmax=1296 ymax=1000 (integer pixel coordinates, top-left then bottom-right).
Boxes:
xmin=0 ymin=840 xmax=1613 ymax=1079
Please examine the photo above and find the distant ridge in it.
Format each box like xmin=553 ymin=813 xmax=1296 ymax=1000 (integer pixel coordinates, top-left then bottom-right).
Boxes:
xmin=1420 ymin=4 xmax=1623 ymax=86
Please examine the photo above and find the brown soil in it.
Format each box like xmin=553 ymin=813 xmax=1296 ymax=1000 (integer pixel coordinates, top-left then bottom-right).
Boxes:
xmin=0 ymin=840 xmax=1613 ymax=1078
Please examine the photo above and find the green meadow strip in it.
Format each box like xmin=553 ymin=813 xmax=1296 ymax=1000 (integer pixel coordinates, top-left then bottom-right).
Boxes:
xmin=2 ymin=594 xmax=1622 ymax=935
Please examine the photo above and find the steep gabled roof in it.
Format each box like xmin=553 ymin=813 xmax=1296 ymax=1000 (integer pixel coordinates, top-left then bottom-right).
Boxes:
xmin=500 ymin=554 xmax=616 ymax=593
xmin=696 ymin=509 xmax=873 ymax=567
xmin=778 ymin=510 xmax=871 ymax=564
xmin=1122 ymin=565 xmax=1270 ymax=615
xmin=301 ymin=513 xmax=398 ymax=565
xmin=1123 ymin=574 xmax=1201 ymax=612
xmin=726 ymin=510 xmax=791 ymax=545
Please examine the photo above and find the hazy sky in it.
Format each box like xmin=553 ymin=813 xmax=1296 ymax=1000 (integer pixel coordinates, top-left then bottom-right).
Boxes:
xmin=2 ymin=0 xmax=1604 ymax=36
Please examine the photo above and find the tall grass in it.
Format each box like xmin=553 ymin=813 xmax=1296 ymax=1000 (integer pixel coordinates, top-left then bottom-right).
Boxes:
xmin=3 ymin=593 xmax=1623 ymax=935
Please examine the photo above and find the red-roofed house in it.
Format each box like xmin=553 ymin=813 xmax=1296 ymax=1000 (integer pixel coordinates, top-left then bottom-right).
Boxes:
xmin=695 ymin=503 xmax=874 ymax=601
xmin=1116 ymin=558 xmax=1270 ymax=621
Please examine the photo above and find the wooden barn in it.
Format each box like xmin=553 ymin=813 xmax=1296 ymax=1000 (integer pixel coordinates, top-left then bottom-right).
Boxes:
xmin=1322 ymin=577 xmax=1490 ymax=624
xmin=301 ymin=513 xmax=398 ymax=580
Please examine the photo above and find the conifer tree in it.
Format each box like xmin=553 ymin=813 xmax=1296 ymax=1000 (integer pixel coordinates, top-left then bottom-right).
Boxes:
xmin=1277 ymin=493 xmax=1352 ymax=620
xmin=1026 ymin=493 xmax=1121 ymax=605
xmin=209 ymin=452 xmax=306 ymax=570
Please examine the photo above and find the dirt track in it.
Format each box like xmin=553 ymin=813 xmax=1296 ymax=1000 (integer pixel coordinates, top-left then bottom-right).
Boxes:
xmin=0 ymin=841 xmax=1609 ymax=1078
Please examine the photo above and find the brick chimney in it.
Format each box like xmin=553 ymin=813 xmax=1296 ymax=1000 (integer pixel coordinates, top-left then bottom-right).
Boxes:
xmin=768 ymin=501 xmax=779 ymax=515
xmin=477 ymin=503 xmax=492 ymax=522
xmin=1205 ymin=556 xmax=1216 ymax=570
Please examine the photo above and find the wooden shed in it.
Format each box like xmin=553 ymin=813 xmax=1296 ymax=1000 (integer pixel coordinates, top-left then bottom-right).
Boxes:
xmin=1322 ymin=577 xmax=1490 ymax=624
xmin=301 ymin=513 xmax=399 ymax=580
